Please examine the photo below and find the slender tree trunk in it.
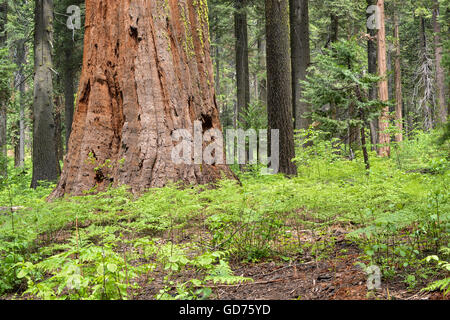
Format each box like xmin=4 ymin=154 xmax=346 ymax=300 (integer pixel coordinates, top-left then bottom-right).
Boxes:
xmin=290 ymin=0 xmax=311 ymax=131
xmin=329 ymin=14 xmax=339 ymax=121
xmin=377 ymin=0 xmax=390 ymax=157
xmin=432 ymin=0 xmax=447 ymax=124
xmin=235 ymin=0 xmax=249 ymax=127
xmin=51 ymin=0 xmax=237 ymax=198
xmin=419 ymin=16 xmax=433 ymax=131
xmin=0 ymin=1 xmax=7 ymax=177
xmin=257 ymin=26 xmax=267 ymax=106
xmin=330 ymin=14 xmax=339 ymax=44
xmin=31 ymin=0 xmax=60 ymax=188
xmin=393 ymin=9 xmax=403 ymax=142
xmin=266 ymin=0 xmax=297 ymax=176
xmin=367 ymin=0 xmax=378 ymax=150
xmin=14 ymin=39 xmax=27 ymax=167
xmin=387 ymin=44 xmax=393 ymax=100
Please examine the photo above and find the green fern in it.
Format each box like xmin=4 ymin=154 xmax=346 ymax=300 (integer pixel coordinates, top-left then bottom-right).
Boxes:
xmin=205 ymin=260 xmax=253 ymax=285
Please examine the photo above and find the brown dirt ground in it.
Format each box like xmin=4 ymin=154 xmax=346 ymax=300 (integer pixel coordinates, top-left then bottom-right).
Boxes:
xmin=134 ymin=240 xmax=449 ymax=301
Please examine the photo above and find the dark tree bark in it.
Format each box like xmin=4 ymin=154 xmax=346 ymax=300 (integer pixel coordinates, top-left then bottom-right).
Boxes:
xmin=51 ymin=0 xmax=237 ymax=198
xmin=265 ymin=0 xmax=297 ymax=176
xmin=257 ymin=31 xmax=267 ymax=106
xmin=14 ymin=39 xmax=27 ymax=168
xmin=0 ymin=1 xmax=7 ymax=177
xmin=330 ymin=14 xmax=339 ymax=45
xmin=432 ymin=0 xmax=447 ymax=124
xmin=235 ymin=0 xmax=250 ymax=127
xmin=31 ymin=0 xmax=60 ymax=188
xmin=290 ymin=0 xmax=311 ymax=130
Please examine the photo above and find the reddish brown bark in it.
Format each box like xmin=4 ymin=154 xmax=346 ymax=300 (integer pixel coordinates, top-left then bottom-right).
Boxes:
xmin=50 ymin=0 xmax=236 ymax=198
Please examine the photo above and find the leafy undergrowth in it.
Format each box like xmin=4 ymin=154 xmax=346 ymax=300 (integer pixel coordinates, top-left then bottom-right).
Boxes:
xmin=0 ymin=129 xmax=449 ymax=300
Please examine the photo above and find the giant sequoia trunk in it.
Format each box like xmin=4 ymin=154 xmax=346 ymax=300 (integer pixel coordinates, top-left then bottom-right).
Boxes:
xmin=51 ymin=0 xmax=236 ymax=198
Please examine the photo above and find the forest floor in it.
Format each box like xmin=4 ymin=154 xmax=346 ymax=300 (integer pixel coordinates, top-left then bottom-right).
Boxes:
xmin=132 ymin=224 xmax=448 ymax=301
xmin=0 ymin=131 xmax=449 ymax=300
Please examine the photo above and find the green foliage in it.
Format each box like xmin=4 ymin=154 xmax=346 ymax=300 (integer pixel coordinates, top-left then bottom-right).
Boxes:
xmin=1 ymin=128 xmax=449 ymax=299
xmin=301 ymin=39 xmax=383 ymax=140
xmin=0 ymin=46 xmax=15 ymax=101
xmin=421 ymin=247 xmax=450 ymax=296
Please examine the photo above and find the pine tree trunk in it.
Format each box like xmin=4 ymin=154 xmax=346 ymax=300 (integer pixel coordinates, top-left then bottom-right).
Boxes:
xmin=257 ymin=23 xmax=267 ymax=106
xmin=367 ymin=0 xmax=378 ymax=150
xmin=393 ymin=9 xmax=403 ymax=142
xmin=0 ymin=1 xmax=7 ymax=177
xmin=235 ymin=0 xmax=250 ymax=127
xmin=265 ymin=0 xmax=297 ymax=176
xmin=377 ymin=0 xmax=390 ymax=157
xmin=31 ymin=0 xmax=60 ymax=188
xmin=14 ymin=39 xmax=27 ymax=168
xmin=290 ymin=0 xmax=311 ymax=130
xmin=50 ymin=0 xmax=236 ymax=198
xmin=330 ymin=14 xmax=339 ymax=44
xmin=432 ymin=0 xmax=447 ymax=124
xmin=329 ymin=14 xmax=339 ymax=121
xmin=419 ymin=16 xmax=433 ymax=131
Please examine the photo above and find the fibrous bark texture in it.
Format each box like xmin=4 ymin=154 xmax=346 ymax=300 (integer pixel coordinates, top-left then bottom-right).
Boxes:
xmin=31 ymin=0 xmax=60 ymax=188
xmin=265 ymin=0 xmax=297 ymax=176
xmin=234 ymin=0 xmax=249 ymax=127
xmin=51 ymin=0 xmax=236 ymax=198
xmin=290 ymin=0 xmax=311 ymax=130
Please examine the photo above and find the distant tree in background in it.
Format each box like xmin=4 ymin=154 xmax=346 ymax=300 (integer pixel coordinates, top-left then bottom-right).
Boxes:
xmin=290 ymin=0 xmax=311 ymax=131
xmin=265 ymin=0 xmax=297 ymax=176
xmin=31 ymin=0 xmax=60 ymax=188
